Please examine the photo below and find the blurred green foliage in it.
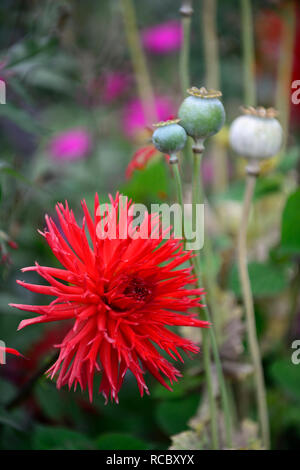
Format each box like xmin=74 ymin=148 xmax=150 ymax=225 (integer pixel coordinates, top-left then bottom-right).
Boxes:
xmin=0 ymin=0 xmax=299 ymax=451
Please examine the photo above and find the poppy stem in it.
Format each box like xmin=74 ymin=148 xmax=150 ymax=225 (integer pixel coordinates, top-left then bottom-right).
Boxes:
xmin=179 ymin=2 xmax=194 ymax=168
xmin=172 ymin=158 xmax=219 ymax=450
xmin=237 ymin=169 xmax=270 ymax=449
xmin=120 ymin=0 xmax=157 ymax=124
xmin=192 ymin=141 xmax=233 ymax=449
xmin=179 ymin=1 xmax=193 ymax=96
xmin=202 ymin=0 xmax=228 ymax=193
xmin=275 ymin=1 xmax=297 ymax=156
xmin=241 ymin=0 xmax=256 ymax=107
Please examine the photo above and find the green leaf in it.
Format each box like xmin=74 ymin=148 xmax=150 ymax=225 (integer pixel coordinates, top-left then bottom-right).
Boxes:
xmin=0 ymin=409 xmax=24 ymax=432
xmin=254 ymin=175 xmax=282 ymax=200
xmin=0 ymin=104 xmax=45 ymax=135
xmin=270 ymin=358 xmax=300 ymax=401
xmin=95 ymin=432 xmax=149 ymax=450
xmin=277 ymin=147 xmax=300 ymax=173
xmin=33 ymin=425 xmax=93 ymax=450
xmin=0 ymin=162 xmax=32 ymax=186
xmin=152 ymin=375 xmax=203 ymax=400
xmin=281 ymin=189 xmax=300 ymax=254
xmin=155 ymin=394 xmax=199 ymax=435
xmin=217 ymin=176 xmax=282 ymax=203
xmin=28 ymin=68 xmax=75 ymax=94
xmin=35 ymin=381 xmax=65 ymax=421
xmin=6 ymin=37 xmax=57 ymax=69
xmin=120 ymin=159 xmax=169 ymax=204
xmin=229 ymin=261 xmax=289 ymax=298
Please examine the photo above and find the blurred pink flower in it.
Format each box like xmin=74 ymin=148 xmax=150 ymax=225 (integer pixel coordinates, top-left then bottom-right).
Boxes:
xmin=102 ymin=72 xmax=130 ymax=103
xmin=49 ymin=128 xmax=91 ymax=162
xmin=123 ymin=95 xmax=175 ymax=139
xmin=202 ymin=158 xmax=213 ymax=184
xmin=141 ymin=20 xmax=183 ymax=55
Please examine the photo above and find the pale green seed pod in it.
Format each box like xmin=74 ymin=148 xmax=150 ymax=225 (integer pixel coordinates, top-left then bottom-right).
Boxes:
xmin=229 ymin=106 xmax=282 ymax=160
xmin=152 ymin=119 xmax=187 ymax=161
xmin=178 ymin=87 xmax=225 ymax=141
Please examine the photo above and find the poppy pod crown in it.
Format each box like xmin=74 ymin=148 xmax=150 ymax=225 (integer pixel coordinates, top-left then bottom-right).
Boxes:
xmin=178 ymin=86 xmax=226 ymax=141
xmin=229 ymin=106 xmax=282 ymax=162
xmin=152 ymin=118 xmax=187 ymax=162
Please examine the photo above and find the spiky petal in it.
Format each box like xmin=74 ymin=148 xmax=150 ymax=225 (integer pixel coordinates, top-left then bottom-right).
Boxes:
xmin=10 ymin=193 xmax=208 ymax=403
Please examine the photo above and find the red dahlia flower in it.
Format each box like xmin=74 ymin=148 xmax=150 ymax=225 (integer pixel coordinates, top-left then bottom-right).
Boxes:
xmin=0 ymin=346 xmax=23 ymax=363
xmin=126 ymin=145 xmax=160 ymax=179
xmin=10 ymin=193 xmax=208 ymax=403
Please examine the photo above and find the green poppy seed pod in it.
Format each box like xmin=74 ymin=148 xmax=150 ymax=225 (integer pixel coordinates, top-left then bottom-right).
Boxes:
xmin=178 ymin=87 xmax=226 ymax=141
xmin=152 ymin=119 xmax=187 ymax=162
xmin=229 ymin=106 xmax=282 ymax=162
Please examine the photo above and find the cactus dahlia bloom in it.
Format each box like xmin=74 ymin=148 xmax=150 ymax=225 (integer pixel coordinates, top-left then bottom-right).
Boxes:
xmin=10 ymin=194 xmax=208 ymax=403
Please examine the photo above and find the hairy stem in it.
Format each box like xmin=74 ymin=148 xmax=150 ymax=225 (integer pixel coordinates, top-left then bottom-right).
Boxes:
xmin=237 ymin=171 xmax=270 ymax=449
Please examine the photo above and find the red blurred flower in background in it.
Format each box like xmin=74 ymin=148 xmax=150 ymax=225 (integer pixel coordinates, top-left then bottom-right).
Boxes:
xmin=0 ymin=346 xmax=23 ymax=363
xmin=10 ymin=194 xmax=208 ymax=403
xmin=255 ymin=5 xmax=300 ymax=125
xmin=126 ymin=145 xmax=159 ymax=179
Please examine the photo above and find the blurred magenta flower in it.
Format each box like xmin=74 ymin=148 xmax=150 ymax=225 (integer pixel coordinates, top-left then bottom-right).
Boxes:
xmin=123 ymin=95 xmax=175 ymax=139
xmin=102 ymin=72 xmax=130 ymax=103
xmin=49 ymin=128 xmax=91 ymax=162
xmin=141 ymin=20 xmax=183 ymax=55
xmin=202 ymin=158 xmax=214 ymax=184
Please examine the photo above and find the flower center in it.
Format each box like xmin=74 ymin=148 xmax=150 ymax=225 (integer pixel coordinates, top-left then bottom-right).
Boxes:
xmin=105 ymin=276 xmax=153 ymax=312
xmin=123 ymin=278 xmax=153 ymax=303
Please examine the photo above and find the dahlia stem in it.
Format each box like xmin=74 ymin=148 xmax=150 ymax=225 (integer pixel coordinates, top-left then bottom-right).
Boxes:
xmin=237 ymin=167 xmax=270 ymax=449
xmin=192 ymin=140 xmax=233 ymax=448
xmin=120 ymin=0 xmax=157 ymax=124
xmin=241 ymin=0 xmax=256 ymax=106
xmin=171 ymin=157 xmax=219 ymax=450
xmin=275 ymin=1 xmax=296 ymax=156
xmin=5 ymin=352 xmax=59 ymax=411
xmin=179 ymin=1 xmax=193 ymax=96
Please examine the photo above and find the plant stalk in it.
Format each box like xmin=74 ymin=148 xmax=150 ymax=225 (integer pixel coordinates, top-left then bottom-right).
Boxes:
xmin=179 ymin=1 xmax=193 ymax=96
xmin=192 ymin=140 xmax=233 ymax=448
xmin=202 ymin=0 xmax=228 ymax=193
xmin=237 ymin=167 xmax=270 ymax=449
xmin=171 ymin=157 xmax=219 ymax=450
xmin=120 ymin=0 xmax=157 ymax=124
xmin=241 ymin=0 xmax=256 ymax=106
xmin=275 ymin=1 xmax=297 ymax=156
